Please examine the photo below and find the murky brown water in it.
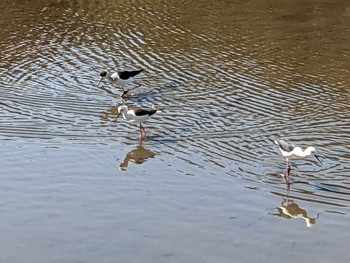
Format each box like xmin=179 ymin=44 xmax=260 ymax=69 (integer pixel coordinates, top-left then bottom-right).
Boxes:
xmin=1 ymin=0 xmax=350 ymax=262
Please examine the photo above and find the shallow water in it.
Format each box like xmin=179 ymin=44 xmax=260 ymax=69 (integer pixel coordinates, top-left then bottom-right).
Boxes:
xmin=1 ymin=0 xmax=350 ymax=262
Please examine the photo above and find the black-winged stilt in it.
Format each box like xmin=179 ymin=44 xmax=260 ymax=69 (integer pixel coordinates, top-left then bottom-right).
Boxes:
xmin=116 ymin=105 xmax=160 ymax=139
xmin=97 ymin=69 xmax=144 ymax=92
xmin=274 ymin=136 xmax=322 ymax=178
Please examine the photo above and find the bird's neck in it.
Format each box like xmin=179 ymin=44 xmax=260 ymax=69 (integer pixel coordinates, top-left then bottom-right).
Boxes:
xmin=121 ymin=110 xmax=130 ymax=120
xmin=107 ymin=74 xmax=114 ymax=81
xmin=303 ymin=148 xmax=313 ymax=157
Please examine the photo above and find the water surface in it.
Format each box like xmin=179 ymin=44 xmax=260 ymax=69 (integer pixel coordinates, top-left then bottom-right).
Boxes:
xmin=1 ymin=0 xmax=350 ymax=262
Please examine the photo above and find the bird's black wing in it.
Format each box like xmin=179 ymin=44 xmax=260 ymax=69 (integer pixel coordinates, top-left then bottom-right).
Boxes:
xmin=118 ymin=69 xmax=144 ymax=80
xmin=275 ymin=137 xmax=295 ymax=152
xmin=133 ymin=108 xmax=157 ymax=117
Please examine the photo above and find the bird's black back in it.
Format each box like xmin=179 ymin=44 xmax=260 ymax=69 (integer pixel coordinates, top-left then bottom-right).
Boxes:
xmin=275 ymin=137 xmax=295 ymax=152
xmin=118 ymin=69 xmax=144 ymax=80
xmin=133 ymin=108 xmax=157 ymax=117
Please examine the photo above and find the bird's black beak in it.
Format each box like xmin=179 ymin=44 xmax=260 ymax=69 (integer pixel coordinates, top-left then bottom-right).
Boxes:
xmin=97 ymin=77 xmax=103 ymax=88
xmin=115 ymin=113 xmax=121 ymax=122
xmin=314 ymin=154 xmax=322 ymax=165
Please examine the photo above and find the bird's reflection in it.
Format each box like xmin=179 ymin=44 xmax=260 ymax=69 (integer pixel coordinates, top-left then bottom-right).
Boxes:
xmin=272 ymin=184 xmax=320 ymax=228
xmin=119 ymin=143 xmax=157 ymax=171
xmin=120 ymin=86 xmax=154 ymax=99
xmin=276 ymin=198 xmax=320 ymax=228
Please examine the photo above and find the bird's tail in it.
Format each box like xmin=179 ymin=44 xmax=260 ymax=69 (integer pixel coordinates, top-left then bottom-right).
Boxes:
xmin=128 ymin=69 xmax=144 ymax=78
xmin=273 ymin=135 xmax=280 ymax=146
xmin=151 ymin=104 xmax=165 ymax=112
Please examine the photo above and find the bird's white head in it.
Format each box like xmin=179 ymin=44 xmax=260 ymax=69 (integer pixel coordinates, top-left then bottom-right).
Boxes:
xmin=305 ymin=146 xmax=316 ymax=156
xmin=115 ymin=105 xmax=129 ymax=122
xmin=305 ymin=146 xmax=322 ymax=165
xmin=117 ymin=105 xmax=128 ymax=114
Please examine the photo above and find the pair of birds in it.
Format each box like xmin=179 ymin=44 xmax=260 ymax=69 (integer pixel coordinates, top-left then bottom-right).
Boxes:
xmin=97 ymin=68 xmax=160 ymax=140
xmin=96 ymin=68 xmax=322 ymax=180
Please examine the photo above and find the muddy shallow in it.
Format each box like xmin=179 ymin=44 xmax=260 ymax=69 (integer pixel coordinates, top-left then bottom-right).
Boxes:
xmin=1 ymin=0 xmax=350 ymax=262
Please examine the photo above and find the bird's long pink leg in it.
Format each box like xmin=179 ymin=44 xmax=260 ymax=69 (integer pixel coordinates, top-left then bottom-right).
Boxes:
xmin=140 ymin=124 xmax=147 ymax=139
xmin=285 ymin=159 xmax=291 ymax=177
xmin=281 ymin=159 xmax=291 ymax=184
xmin=134 ymin=81 xmax=141 ymax=88
xmin=119 ymin=83 xmax=125 ymax=92
xmin=286 ymin=165 xmax=291 ymax=176
xmin=126 ymin=83 xmax=141 ymax=94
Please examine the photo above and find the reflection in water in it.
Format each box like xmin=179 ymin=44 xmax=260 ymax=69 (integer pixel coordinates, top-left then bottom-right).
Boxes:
xmin=119 ymin=143 xmax=157 ymax=171
xmin=0 ymin=0 xmax=349 ymax=227
xmin=273 ymin=187 xmax=320 ymax=228
xmin=276 ymin=198 xmax=320 ymax=228
xmin=121 ymin=85 xmax=155 ymax=99
xmin=0 ymin=1 xmax=350 ymax=262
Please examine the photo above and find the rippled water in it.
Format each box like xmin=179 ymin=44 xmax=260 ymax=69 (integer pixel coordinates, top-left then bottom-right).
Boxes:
xmin=1 ymin=0 xmax=350 ymax=262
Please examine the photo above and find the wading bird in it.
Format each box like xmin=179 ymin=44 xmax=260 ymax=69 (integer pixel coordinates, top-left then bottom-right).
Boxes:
xmin=116 ymin=105 xmax=160 ymax=140
xmin=274 ymin=136 xmax=322 ymax=178
xmin=97 ymin=69 xmax=144 ymax=92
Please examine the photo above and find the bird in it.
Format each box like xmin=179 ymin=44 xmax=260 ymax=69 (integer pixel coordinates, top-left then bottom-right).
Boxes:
xmin=97 ymin=69 xmax=144 ymax=92
xmin=116 ymin=105 xmax=160 ymax=139
xmin=274 ymin=136 xmax=322 ymax=177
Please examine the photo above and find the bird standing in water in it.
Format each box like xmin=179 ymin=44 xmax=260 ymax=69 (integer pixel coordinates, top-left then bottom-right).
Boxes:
xmin=116 ymin=105 xmax=160 ymax=140
xmin=97 ymin=69 xmax=144 ymax=93
xmin=274 ymin=136 xmax=322 ymax=178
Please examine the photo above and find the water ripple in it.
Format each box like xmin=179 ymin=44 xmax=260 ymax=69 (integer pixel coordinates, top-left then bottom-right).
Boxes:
xmin=0 ymin=0 xmax=349 ymax=212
